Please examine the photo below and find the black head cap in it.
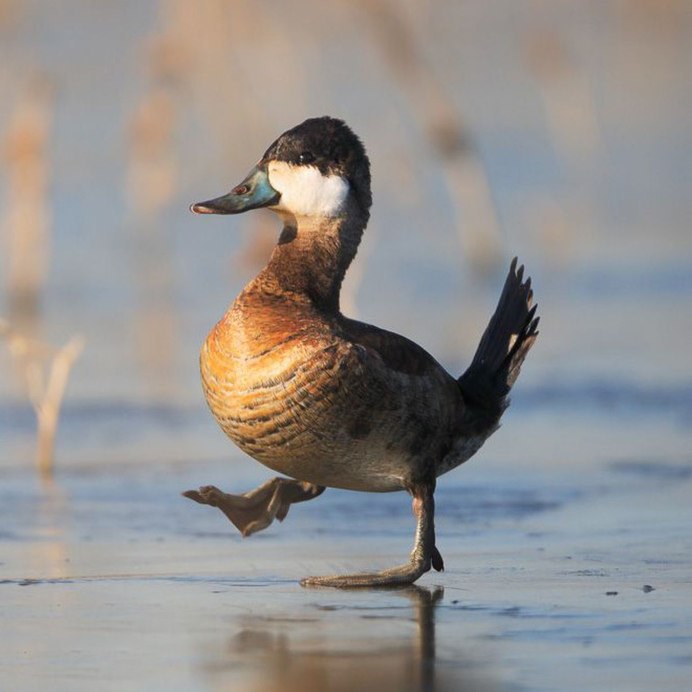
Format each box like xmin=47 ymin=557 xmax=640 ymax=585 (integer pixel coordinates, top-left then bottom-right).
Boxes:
xmin=262 ymin=117 xmax=372 ymax=213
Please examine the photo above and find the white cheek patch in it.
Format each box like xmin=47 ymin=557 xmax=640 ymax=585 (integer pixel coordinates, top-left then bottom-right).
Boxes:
xmin=267 ymin=161 xmax=349 ymax=218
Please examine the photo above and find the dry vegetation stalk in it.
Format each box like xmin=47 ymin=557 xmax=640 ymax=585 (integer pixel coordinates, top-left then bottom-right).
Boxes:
xmin=0 ymin=319 xmax=84 ymax=479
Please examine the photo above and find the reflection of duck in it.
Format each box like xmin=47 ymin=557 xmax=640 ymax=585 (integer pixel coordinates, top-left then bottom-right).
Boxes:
xmin=204 ymin=586 xmax=472 ymax=692
xmin=185 ymin=117 xmax=538 ymax=587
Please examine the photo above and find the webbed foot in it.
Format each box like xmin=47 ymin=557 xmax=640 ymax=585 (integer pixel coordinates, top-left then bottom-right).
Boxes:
xmin=183 ymin=478 xmax=324 ymax=536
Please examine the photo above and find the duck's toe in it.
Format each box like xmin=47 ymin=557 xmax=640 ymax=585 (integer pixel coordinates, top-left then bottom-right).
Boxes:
xmin=300 ymin=556 xmax=432 ymax=589
xmin=182 ymin=485 xmax=225 ymax=507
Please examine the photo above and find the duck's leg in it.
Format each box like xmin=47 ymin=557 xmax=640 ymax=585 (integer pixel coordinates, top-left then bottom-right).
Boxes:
xmin=183 ymin=478 xmax=325 ymax=537
xmin=301 ymin=482 xmax=443 ymax=588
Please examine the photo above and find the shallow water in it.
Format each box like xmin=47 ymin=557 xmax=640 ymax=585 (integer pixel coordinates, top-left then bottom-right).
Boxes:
xmin=1 ymin=1 xmax=692 ymax=690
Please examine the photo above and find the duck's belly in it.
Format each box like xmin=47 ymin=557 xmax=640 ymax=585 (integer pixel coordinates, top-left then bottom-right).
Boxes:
xmin=200 ymin=325 xmax=412 ymax=492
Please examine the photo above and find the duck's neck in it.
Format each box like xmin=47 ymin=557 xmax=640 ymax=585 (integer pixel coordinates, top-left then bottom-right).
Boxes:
xmin=259 ymin=205 xmax=367 ymax=312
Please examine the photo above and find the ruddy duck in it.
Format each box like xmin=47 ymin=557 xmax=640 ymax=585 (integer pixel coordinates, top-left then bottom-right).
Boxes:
xmin=184 ymin=117 xmax=538 ymax=587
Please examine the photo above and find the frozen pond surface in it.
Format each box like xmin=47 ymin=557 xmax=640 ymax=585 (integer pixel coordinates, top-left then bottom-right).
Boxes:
xmin=2 ymin=444 xmax=691 ymax=691
xmin=1 ymin=1 xmax=692 ymax=690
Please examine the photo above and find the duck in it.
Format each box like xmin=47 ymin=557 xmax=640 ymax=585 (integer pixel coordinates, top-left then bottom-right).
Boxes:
xmin=184 ymin=116 xmax=539 ymax=587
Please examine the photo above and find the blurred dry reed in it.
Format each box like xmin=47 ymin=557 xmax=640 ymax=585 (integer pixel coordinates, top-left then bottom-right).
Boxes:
xmin=358 ymin=0 xmax=503 ymax=274
xmin=0 ymin=0 xmax=20 ymax=29
xmin=0 ymin=70 xmax=81 ymax=479
xmin=0 ymin=319 xmax=83 ymax=480
xmin=525 ymin=28 xmax=601 ymax=266
xmin=124 ymin=9 xmax=188 ymax=398
xmin=527 ymin=30 xmax=601 ymax=169
xmin=2 ymin=74 xmax=54 ymax=329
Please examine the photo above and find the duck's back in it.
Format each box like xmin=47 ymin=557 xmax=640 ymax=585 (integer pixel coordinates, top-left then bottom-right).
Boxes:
xmin=200 ymin=286 xmax=467 ymax=492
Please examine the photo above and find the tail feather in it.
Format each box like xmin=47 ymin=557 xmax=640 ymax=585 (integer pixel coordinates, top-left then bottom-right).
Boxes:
xmin=458 ymin=257 xmax=539 ymax=415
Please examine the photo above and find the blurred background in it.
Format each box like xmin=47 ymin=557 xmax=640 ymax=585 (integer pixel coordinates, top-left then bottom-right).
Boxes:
xmin=1 ymin=0 xmax=690 ymax=471
xmin=2 ymin=4 xmax=692 ymax=690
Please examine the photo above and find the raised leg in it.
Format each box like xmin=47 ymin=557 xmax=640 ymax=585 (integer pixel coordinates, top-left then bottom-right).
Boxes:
xmin=301 ymin=482 xmax=443 ymax=588
xmin=183 ymin=478 xmax=325 ymax=536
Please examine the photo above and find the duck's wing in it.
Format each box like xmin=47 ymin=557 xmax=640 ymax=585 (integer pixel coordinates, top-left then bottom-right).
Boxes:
xmin=332 ymin=318 xmax=465 ymax=471
xmin=339 ymin=317 xmax=453 ymax=379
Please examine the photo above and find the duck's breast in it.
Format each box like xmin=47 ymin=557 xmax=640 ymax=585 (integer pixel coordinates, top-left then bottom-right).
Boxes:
xmin=200 ymin=294 xmax=463 ymax=491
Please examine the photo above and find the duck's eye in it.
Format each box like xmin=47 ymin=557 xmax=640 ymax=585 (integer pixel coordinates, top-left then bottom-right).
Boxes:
xmin=298 ymin=152 xmax=315 ymax=165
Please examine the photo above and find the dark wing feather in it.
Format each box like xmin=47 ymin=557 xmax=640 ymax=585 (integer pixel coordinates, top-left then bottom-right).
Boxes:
xmin=340 ymin=317 xmax=451 ymax=379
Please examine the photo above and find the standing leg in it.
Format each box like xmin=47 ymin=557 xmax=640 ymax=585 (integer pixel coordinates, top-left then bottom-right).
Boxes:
xmin=183 ymin=478 xmax=325 ymax=536
xmin=301 ymin=481 xmax=443 ymax=588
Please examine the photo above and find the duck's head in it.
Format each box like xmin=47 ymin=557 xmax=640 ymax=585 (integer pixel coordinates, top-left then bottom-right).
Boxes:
xmin=191 ymin=117 xmax=371 ymax=223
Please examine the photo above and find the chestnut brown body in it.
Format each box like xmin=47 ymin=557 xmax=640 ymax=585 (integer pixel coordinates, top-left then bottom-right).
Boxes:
xmin=200 ymin=272 xmax=488 ymax=493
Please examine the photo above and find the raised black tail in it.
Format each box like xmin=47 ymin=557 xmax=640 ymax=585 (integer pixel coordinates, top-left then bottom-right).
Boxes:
xmin=458 ymin=258 xmax=539 ymax=418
